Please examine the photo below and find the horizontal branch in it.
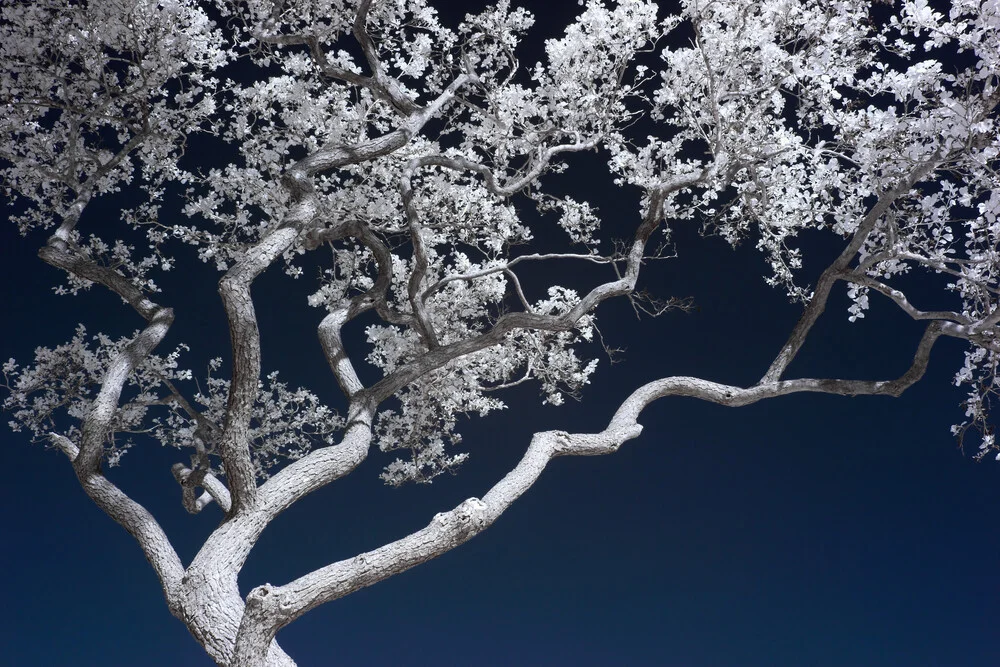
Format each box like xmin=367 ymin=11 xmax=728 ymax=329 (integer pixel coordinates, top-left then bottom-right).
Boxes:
xmin=841 ymin=272 xmax=972 ymax=325
xmin=421 ymin=252 xmax=611 ymax=303
xmin=228 ymin=317 xmax=944 ymax=666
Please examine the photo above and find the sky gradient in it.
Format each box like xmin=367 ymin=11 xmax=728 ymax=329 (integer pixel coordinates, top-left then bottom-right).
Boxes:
xmin=2 ymin=1 xmax=999 ymax=666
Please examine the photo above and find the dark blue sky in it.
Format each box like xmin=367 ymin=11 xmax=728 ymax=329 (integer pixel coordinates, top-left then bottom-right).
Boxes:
xmin=3 ymin=1 xmax=1000 ymax=666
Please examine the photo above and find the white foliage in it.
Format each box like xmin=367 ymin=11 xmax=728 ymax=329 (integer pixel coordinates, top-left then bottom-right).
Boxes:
xmin=2 ymin=0 xmax=1000 ymax=486
xmin=4 ymin=1 xmax=1000 ymax=661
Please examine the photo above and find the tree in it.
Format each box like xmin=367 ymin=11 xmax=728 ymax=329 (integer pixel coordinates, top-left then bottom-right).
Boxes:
xmin=2 ymin=0 xmax=999 ymax=665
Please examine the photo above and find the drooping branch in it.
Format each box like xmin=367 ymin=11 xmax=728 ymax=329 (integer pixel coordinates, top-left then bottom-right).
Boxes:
xmin=39 ymin=237 xmax=161 ymax=321
xmin=840 ymin=272 xmax=972 ymax=325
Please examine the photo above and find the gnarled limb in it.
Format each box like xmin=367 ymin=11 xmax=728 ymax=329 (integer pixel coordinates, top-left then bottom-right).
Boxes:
xmin=49 ymin=433 xmax=186 ymax=618
xmin=228 ymin=316 xmax=945 ymax=667
xmin=350 ymin=0 xmax=420 ymax=117
xmin=217 ymin=227 xmax=301 ymax=515
xmin=35 ymin=220 xmax=187 ymax=630
xmin=172 ymin=464 xmax=233 ymax=514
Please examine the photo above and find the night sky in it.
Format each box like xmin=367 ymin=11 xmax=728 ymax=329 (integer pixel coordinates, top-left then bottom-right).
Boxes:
xmin=3 ymin=1 xmax=1000 ymax=666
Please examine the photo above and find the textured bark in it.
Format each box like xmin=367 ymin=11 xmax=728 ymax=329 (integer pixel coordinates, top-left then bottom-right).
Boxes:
xmin=227 ymin=315 xmax=943 ymax=665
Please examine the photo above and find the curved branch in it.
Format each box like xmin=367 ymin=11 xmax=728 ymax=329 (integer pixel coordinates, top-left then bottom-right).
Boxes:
xmin=172 ymin=463 xmax=233 ymax=514
xmin=306 ymin=219 xmax=414 ymax=326
xmin=214 ymin=72 xmax=474 ymax=513
xmin=840 ymin=272 xmax=972 ymax=325
xmin=38 ymin=236 xmax=175 ymax=474
xmin=35 ymin=223 xmax=183 ymax=629
xmin=318 ymin=308 xmax=366 ymax=399
xmin=400 ymin=157 xmax=441 ymax=348
xmin=49 ymin=433 xmax=185 ymax=618
xmin=351 ymin=0 xmax=419 ymax=116
xmin=293 ymin=71 xmax=472 ymax=179
xmin=228 ymin=318 xmax=945 ymax=666
xmin=411 ymin=137 xmax=602 ymax=200
xmin=761 ymin=151 xmax=944 ymax=383
xmin=363 ymin=166 xmax=715 ymax=405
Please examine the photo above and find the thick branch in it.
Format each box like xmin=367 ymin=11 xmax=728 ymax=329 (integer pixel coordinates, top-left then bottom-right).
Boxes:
xmin=256 ymin=403 xmax=375 ymax=519
xmin=186 ymin=405 xmax=376 ymax=603
xmin=293 ymin=72 xmax=471 ymax=179
xmin=35 ymin=220 xmax=183 ymax=628
xmin=350 ymin=0 xmax=420 ymax=116
xmin=50 ymin=434 xmax=185 ymax=617
xmin=317 ymin=309 xmax=365 ymax=399
xmin=229 ymin=318 xmax=943 ymax=666
xmin=38 ymin=236 xmax=175 ymax=474
xmin=39 ymin=238 xmax=161 ymax=320
xmin=214 ymin=74 xmax=473 ymax=513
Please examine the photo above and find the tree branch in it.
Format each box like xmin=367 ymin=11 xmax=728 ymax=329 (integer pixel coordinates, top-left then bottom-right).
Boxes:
xmin=761 ymin=151 xmax=944 ymax=383
xmin=400 ymin=157 xmax=440 ymax=348
xmin=317 ymin=309 xmax=366 ymax=399
xmin=350 ymin=0 xmax=420 ymax=116
xmin=39 ymin=237 xmax=161 ymax=320
xmin=840 ymin=272 xmax=972 ymax=325
xmin=217 ymin=227 xmax=301 ymax=514
xmin=49 ymin=434 xmax=186 ymax=618
xmin=421 ymin=252 xmax=612 ymax=303
xmin=172 ymin=463 xmax=233 ymax=514
xmin=363 ymin=166 xmax=715 ymax=405
xmin=215 ymin=66 xmax=475 ymax=514
xmin=228 ymin=316 xmax=944 ymax=666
